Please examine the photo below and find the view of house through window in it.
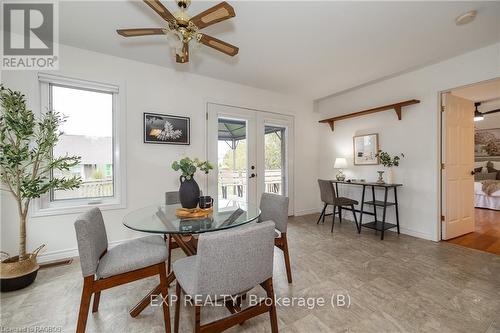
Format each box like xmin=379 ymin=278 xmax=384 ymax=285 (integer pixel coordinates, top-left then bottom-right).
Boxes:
xmin=51 ymin=85 xmax=114 ymax=200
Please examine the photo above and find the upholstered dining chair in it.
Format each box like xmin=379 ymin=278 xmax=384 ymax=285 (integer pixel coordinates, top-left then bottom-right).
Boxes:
xmin=172 ymin=220 xmax=278 ymax=333
xmin=260 ymin=193 xmax=292 ymax=284
xmin=165 ymin=191 xmax=181 ymax=272
xmin=74 ymin=207 xmax=171 ymax=333
xmin=165 ymin=191 xmax=181 ymax=205
xmin=317 ymin=179 xmax=360 ymax=233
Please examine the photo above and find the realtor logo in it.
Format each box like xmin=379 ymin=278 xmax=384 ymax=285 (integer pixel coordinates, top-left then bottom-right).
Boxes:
xmin=2 ymin=1 xmax=59 ymax=70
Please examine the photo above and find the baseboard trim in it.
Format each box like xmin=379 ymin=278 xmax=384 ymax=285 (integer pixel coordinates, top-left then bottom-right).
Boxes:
xmin=394 ymin=227 xmax=435 ymax=241
xmin=294 ymin=207 xmax=321 ymax=216
xmin=37 ymin=238 xmax=140 ymax=264
xmin=299 ymin=210 xmax=435 ymax=241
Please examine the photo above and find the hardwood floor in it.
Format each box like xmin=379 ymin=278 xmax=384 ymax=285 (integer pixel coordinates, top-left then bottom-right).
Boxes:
xmin=446 ymin=208 xmax=500 ymax=255
xmin=1 ymin=214 xmax=500 ymax=332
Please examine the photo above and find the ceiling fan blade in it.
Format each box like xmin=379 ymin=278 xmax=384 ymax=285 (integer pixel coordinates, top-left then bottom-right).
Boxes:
xmin=117 ymin=28 xmax=165 ymax=37
xmin=176 ymin=43 xmax=189 ymax=63
xmin=189 ymin=1 xmax=235 ymax=29
xmin=483 ymin=108 xmax=500 ymax=115
xmin=143 ymin=0 xmax=176 ymax=23
xmin=198 ymin=34 xmax=239 ymax=56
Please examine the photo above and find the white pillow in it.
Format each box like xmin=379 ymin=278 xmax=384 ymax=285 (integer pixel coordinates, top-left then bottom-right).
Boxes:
xmin=474 ymin=161 xmax=486 ymax=168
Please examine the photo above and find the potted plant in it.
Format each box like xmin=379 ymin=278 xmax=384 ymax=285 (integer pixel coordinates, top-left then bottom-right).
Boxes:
xmin=0 ymin=85 xmax=81 ymax=292
xmin=376 ymin=151 xmax=405 ymax=184
xmin=171 ymin=157 xmax=213 ymax=208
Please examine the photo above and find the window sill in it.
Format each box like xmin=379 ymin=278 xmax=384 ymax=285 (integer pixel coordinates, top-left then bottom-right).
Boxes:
xmin=31 ymin=201 xmax=126 ymax=218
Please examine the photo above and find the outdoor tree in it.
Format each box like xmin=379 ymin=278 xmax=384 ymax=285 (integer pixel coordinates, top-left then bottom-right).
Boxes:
xmin=264 ymin=132 xmax=282 ymax=170
xmin=220 ymin=132 xmax=283 ymax=171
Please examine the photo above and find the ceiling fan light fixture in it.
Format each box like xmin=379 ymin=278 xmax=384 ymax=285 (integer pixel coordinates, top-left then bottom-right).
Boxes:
xmin=117 ymin=0 xmax=238 ymax=63
xmin=474 ymin=102 xmax=484 ymax=121
xmin=455 ymin=10 xmax=477 ymax=26
xmin=474 ymin=111 xmax=484 ymax=121
xmin=174 ymin=9 xmax=191 ymax=25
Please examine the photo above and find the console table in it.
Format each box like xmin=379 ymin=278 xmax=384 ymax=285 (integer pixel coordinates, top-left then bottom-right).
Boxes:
xmin=331 ymin=180 xmax=402 ymax=240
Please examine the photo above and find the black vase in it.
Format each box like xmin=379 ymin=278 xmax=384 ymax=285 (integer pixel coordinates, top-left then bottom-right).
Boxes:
xmin=179 ymin=176 xmax=200 ymax=209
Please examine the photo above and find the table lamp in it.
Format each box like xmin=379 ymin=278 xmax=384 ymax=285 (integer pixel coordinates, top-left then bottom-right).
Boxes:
xmin=334 ymin=158 xmax=348 ymax=181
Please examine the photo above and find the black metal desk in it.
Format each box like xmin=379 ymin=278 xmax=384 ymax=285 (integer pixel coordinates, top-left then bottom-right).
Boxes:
xmin=331 ymin=180 xmax=402 ymax=240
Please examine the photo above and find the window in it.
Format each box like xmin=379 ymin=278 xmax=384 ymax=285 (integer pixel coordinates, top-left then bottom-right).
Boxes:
xmin=35 ymin=74 xmax=125 ymax=215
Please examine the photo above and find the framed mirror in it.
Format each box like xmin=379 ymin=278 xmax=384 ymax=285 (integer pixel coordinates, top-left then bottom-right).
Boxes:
xmin=353 ymin=133 xmax=379 ymax=165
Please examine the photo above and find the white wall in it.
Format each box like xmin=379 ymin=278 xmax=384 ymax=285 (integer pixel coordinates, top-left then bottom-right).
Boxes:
xmin=316 ymin=43 xmax=500 ymax=241
xmin=0 ymin=44 xmax=320 ymax=262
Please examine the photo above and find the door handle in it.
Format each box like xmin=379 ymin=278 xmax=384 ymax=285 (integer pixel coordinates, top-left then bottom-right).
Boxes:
xmin=249 ymin=173 xmax=256 ymax=178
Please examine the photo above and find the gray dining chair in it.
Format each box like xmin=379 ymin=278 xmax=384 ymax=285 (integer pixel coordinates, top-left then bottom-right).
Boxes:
xmin=165 ymin=191 xmax=181 ymax=205
xmin=74 ymin=207 xmax=171 ymax=333
xmin=172 ymin=220 xmax=278 ymax=333
xmin=317 ymin=179 xmax=360 ymax=233
xmin=165 ymin=191 xmax=181 ymax=272
xmin=259 ymin=192 xmax=292 ymax=284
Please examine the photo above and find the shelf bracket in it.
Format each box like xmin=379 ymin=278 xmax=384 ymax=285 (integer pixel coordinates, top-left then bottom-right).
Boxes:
xmin=394 ymin=105 xmax=402 ymax=120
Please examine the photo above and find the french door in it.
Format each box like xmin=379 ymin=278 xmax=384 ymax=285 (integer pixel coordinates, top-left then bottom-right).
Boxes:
xmin=206 ymin=103 xmax=294 ymax=214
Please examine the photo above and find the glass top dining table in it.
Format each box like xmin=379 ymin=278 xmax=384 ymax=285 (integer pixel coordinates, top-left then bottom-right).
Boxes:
xmin=123 ymin=201 xmax=261 ymax=235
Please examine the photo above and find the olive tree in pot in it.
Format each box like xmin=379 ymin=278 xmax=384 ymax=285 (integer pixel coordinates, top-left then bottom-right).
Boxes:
xmin=171 ymin=157 xmax=213 ymax=208
xmin=0 ymin=85 xmax=81 ymax=292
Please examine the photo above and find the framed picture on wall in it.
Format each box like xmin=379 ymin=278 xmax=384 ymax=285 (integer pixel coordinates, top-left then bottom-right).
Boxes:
xmin=353 ymin=133 xmax=379 ymax=165
xmin=143 ymin=113 xmax=190 ymax=145
xmin=475 ymin=128 xmax=500 ymax=162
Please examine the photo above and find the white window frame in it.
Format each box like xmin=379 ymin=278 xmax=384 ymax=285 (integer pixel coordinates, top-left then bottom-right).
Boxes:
xmin=33 ymin=73 xmax=126 ymax=217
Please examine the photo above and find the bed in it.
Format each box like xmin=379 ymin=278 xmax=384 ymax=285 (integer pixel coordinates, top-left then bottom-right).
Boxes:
xmin=474 ymin=161 xmax=500 ymax=210
xmin=474 ymin=181 xmax=500 ymax=210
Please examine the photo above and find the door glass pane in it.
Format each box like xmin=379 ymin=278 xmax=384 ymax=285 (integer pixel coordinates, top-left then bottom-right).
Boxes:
xmin=51 ymin=85 xmax=114 ymax=200
xmin=217 ymin=118 xmax=247 ymax=205
xmin=264 ymin=125 xmax=286 ymax=195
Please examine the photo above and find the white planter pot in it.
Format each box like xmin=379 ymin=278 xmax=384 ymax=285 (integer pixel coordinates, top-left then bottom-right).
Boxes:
xmin=387 ymin=168 xmax=394 ymax=184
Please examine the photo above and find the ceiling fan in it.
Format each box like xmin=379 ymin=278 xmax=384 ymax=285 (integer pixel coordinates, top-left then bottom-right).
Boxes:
xmin=474 ymin=102 xmax=500 ymax=121
xmin=117 ymin=0 xmax=238 ymax=63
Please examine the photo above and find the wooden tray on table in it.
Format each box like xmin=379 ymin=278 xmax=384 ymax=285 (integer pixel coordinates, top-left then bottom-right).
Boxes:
xmin=175 ymin=207 xmax=213 ymax=218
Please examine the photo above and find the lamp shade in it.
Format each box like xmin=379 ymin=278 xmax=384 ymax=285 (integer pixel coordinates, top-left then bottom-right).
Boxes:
xmin=334 ymin=157 xmax=348 ymax=169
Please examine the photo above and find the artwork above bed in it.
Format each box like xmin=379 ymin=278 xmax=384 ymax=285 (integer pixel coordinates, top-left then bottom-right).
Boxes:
xmin=475 ymin=128 xmax=500 ymax=162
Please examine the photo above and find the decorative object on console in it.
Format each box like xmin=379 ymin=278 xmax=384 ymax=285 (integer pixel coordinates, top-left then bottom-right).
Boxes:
xmin=144 ymin=112 xmax=190 ymax=145
xmin=353 ymin=133 xmax=379 ymax=165
xmin=376 ymin=151 xmax=405 ymax=184
xmin=0 ymin=85 xmax=82 ymax=291
xmin=376 ymin=171 xmax=385 ymax=184
xmin=117 ymin=0 xmax=238 ymax=63
xmin=333 ymin=158 xmax=348 ymax=181
xmin=171 ymin=157 xmax=213 ymax=208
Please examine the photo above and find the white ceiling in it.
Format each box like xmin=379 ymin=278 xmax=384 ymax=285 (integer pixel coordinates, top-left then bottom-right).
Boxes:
xmin=452 ymin=79 xmax=500 ymax=104
xmin=452 ymin=78 xmax=500 ymax=129
xmin=59 ymin=1 xmax=500 ymax=100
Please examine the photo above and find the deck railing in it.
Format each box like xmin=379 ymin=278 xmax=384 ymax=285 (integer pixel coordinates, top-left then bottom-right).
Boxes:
xmin=218 ymin=169 xmax=283 ymax=198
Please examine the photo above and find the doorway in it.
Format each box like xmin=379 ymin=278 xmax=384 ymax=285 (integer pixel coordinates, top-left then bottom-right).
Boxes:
xmin=206 ymin=103 xmax=294 ymax=214
xmin=440 ymin=78 xmax=500 ymax=255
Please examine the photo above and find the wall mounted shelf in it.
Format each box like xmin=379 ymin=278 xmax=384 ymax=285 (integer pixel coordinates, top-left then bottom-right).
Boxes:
xmin=319 ymin=99 xmax=420 ymax=131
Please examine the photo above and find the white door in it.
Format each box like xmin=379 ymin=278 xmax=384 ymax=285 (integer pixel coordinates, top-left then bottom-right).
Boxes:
xmin=207 ymin=103 xmax=294 ymax=213
xmin=207 ymin=103 xmax=257 ymax=206
xmin=441 ymin=93 xmax=475 ymax=240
